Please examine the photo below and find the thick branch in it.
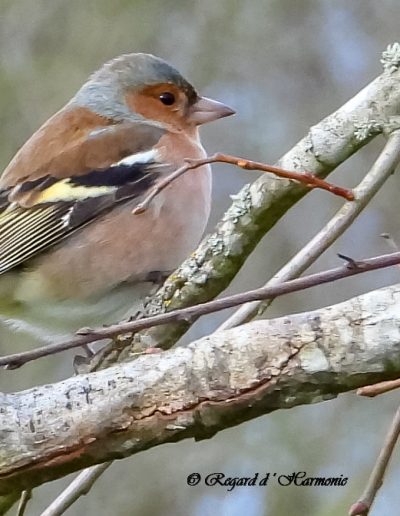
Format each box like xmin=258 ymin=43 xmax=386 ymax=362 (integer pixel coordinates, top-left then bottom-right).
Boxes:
xmin=1 ymin=283 xmax=400 ymax=494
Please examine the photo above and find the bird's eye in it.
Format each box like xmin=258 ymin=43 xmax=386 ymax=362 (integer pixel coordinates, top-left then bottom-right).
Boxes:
xmin=159 ymin=92 xmax=176 ymax=106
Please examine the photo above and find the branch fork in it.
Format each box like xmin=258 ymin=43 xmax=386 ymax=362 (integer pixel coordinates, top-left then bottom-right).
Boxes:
xmin=132 ymin=152 xmax=354 ymax=215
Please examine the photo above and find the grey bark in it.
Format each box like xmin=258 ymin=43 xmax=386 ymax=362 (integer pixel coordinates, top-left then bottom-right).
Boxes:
xmin=1 ymin=283 xmax=400 ymax=494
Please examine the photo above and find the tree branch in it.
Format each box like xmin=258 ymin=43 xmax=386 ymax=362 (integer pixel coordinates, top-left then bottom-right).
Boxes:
xmin=349 ymin=406 xmax=400 ymax=516
xmin=15 ymin=490 xmax=31 ymax=516
xmin=40 ymin=463 xmax=111 ymax=516
xmin=358 ymin=379 xmax=400 ymax=397
xmin=1 ymin=283 xmax=400 ymax=495
xmin=132 ymin=153 xmax=354 ymax=216
xmin=2 ymin=250 xmax=400 ymax=368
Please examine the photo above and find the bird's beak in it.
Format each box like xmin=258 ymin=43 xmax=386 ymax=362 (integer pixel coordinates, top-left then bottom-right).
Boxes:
xmin=188 ymin=96 xmax=235 ymax=125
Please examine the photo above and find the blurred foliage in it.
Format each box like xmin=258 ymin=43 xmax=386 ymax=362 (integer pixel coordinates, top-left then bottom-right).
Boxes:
xmin=1 ymin=1 xmax=400 ymax=514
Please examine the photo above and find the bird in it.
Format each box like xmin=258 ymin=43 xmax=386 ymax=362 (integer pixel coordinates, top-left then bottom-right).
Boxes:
xmin=0 ymin=53 xmax=234 ymax=344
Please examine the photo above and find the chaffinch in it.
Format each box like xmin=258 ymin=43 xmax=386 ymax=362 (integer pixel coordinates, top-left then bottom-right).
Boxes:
xmin=0 ymin=53 xmax=234 ymax=341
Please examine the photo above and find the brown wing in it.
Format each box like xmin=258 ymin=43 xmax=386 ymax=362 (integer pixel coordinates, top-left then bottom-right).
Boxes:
xmin=1 ymin=105 xmax=166 ymax=190
xmin=0 ymin=110 xmax=168 ymax=274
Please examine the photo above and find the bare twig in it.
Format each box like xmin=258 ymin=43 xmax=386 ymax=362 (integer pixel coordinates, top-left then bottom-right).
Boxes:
xmin=39 ymin=463 xmax=111 ymax=516
xmin=349 ymin=406 xmax=400 ymax=515
xmin=16 ymin=491 xmax=31 ymax=516
xmin=132 ymin=152 xmax=354 ymax=215
xmin=357 ymin=379 xmax=400 ymax=397
xmin=2 ymin=250 xmax=400 ymax=369
xmin=218 ymin=129 xmax=400 ymax=331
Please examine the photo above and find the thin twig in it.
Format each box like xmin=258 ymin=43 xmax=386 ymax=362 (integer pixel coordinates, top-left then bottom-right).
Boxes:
xmin=16 ymin=490 xmax=31 ymax=516
xmin=349 ymin=406 xmax=400 ymax=516
xmin=357 ymin=379 xmax=400 ymax=397
xmin=2 ymin=250 xmax=400 ymax=369
xmin=132 ymin=152 xmax=354 ymax=214
xmin=217 ymin=129 xmax=400 ymax=331
xmin=39 ymin=463 xmax=111 ymax=516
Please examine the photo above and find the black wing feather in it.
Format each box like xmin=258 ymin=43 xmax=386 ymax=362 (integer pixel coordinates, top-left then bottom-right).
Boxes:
xmin=0 ymin=161 xmax=162 ymax=274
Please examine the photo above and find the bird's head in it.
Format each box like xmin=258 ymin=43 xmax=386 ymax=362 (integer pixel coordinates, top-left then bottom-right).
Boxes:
xmin=73 ymin=53 xmax=235 ymax=131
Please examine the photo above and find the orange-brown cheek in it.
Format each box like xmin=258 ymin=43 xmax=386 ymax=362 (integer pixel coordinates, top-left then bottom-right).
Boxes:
xmin=125 ymin=91 xmax=157 ymax=120
xmin=125 ymin=91 xmax=186 ymax=130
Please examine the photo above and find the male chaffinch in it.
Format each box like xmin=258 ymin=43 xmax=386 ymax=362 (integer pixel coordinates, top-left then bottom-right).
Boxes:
xmin=0 ymin=53 xmax=234 ymax=341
